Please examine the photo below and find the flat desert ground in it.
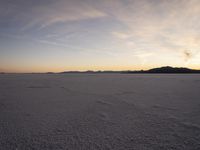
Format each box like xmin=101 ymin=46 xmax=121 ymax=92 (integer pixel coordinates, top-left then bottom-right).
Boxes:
xmin=0 ymin=74 xmax=200 ymax=150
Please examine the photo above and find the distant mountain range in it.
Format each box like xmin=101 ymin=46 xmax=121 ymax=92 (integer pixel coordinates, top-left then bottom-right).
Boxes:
xmin=146 ymin=66 xmax=200 ymax=73
xmin=124 ymin=66 xmax=200 ymax=73
xmin=1 ymin=66 xmax=199 ymax=74
xmin=61 ymin=66 xmax=200 ymax=74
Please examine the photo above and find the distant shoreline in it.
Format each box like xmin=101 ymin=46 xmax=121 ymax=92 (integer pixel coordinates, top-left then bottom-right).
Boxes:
xmin=1 ymin=66 xmax=200 ymax=74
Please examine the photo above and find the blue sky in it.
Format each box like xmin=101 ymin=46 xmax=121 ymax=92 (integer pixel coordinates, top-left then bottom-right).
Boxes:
xmin=0 ymin=0 xmax=200 ymax=72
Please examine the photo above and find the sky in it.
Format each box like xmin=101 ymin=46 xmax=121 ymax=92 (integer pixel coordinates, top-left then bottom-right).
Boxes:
xmin=0 ymin=0 xmax=200 ymax=72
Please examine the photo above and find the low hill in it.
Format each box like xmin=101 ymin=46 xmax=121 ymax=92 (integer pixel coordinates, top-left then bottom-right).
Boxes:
xmin=146 ymin=66 xmax=200 ymax=73
xmin=61 ymin=66 xmax=200 ymax=74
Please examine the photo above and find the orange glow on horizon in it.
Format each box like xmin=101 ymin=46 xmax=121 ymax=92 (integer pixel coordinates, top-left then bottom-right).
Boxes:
xmin=1 ymin=64 xmax=200 ymax=73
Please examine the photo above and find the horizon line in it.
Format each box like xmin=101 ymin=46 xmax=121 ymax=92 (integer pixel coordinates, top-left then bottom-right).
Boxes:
xmin=1 ymin=66 xmax=200 ymax=74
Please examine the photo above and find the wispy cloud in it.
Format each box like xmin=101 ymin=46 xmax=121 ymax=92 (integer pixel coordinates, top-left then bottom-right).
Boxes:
xmin=108 ymin=0 xmax=200 ymax=62
xmin=112 ymin=32 xmax=132 ymax=39
xmin=21 ymin=0 xmax=107 ymax=30
xmin=1 ymin=0 xmax=200 ymax=71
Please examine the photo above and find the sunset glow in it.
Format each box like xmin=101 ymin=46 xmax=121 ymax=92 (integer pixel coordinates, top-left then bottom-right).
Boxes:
xmin=1 ymin=0 xmax=200 ymax=72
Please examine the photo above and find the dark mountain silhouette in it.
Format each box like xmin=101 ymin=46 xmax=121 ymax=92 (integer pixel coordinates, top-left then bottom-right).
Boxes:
xmin=146 ymin=66 xmax=200 ymax=73
xmin=61 ymin=66 xmax=200 ymax=74
xmin=60 ymin=70 xmax=120 ymax=74
xmin=125 ymin=66 xmax=200 ymax=73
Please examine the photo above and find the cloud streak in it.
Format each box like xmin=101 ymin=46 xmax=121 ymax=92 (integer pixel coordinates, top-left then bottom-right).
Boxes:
xmin=36 ymin=2 xmax=107 ymax=29
xmin=1 ymin=0 xmax=200 ymax=71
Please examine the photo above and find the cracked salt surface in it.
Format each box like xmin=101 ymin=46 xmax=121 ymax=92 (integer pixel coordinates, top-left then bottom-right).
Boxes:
xmin=0 ymin=74 xmax=200 ymax=149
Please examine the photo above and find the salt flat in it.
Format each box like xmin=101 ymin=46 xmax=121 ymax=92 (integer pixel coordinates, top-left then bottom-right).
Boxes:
xmin=0 ymin=74 xmax=200 ymax=150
